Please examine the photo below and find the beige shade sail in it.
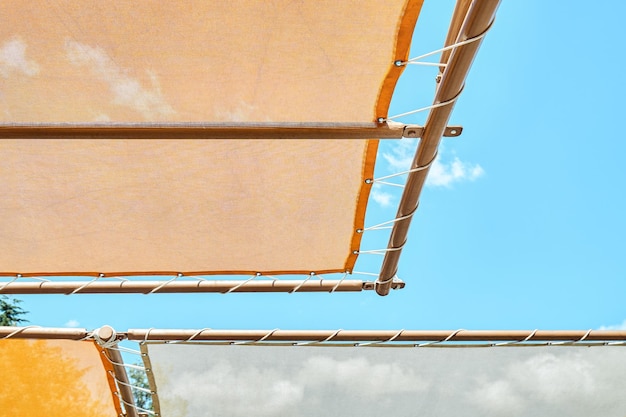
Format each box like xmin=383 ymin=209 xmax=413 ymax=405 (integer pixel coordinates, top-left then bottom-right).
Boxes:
xmin=0 ymin=0 xmax=422 ymax=124
xmin=144 ymin=343 xmax=626 ymax=417
xmin=0 ymin=139 xmax=375 ymax=275
xmin=0 ymin=339 xmax=121 ymax=417
xmin=0 ymin=0 xmax=424 ymax=278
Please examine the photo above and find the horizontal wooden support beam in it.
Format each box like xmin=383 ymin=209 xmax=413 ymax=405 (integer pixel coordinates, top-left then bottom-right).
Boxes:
xmin=0 ymin=123 xmax=463 ymax=139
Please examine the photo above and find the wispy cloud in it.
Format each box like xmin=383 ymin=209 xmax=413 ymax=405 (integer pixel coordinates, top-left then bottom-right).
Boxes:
xmin=0 ymin=37 xmax=39 ymax=78
xmin=64 ymin=319 xmax=80 ymax=327
xmin=468 ymin=352 xmax=596 ymax=416
xmin=380 ymin=139 xmax=484 ymax=189
xmin=370 ymin=184 xmax=393 ymax=208
xmin=65 ymin=40 xmax=174 ymax=119
xmin=150 ymin=344 xmax=626 ymax=417
xmin=299 ymin=355 xmax=427 ymax=395
xmin=381 ymin=138 xmax=418 ymax=172
xmin=427 ymin=156 xmax=484 ymax=187
xmin=598 ymin=319 xmax=626 ymax=330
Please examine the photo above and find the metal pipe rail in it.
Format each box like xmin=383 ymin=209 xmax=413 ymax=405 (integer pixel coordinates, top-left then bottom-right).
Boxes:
xmin=4 ymin=327 xmax=626 ymax=344
xmin=0 ymin=279 xmax=404 ymax=294
xmin=376 ymin=0 xmax=502 ymax=295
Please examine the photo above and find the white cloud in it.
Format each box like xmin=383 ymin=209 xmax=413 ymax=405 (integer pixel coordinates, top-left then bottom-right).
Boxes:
xmin=299 ymin=355 xmax=427 ymax=396
xmin=381 ymin=139 xmax=484 ymax=188
xmin=598 ymin=319 xmax=626 ymax=330
xmin=382 ymin=138 xmax=417 ymax=172
xmin=65 ymin=40 xmax=174 ymax=119
xmin=160 ymin=360 xmax=304 ymax=417
xmin=149 ymin=345 xmax=626 ymax=417
xmin=0 ymin=37 xmax=39 ymax=78
xmin=469 ymin=352 xmax=596 ymax=415
xmin=427 ymin=156 xmax=484 ymax=187
xmin=64 ymin=319 xmax=80 ymax=327
xmin=371 ymin=185 xmax=394 ymax=208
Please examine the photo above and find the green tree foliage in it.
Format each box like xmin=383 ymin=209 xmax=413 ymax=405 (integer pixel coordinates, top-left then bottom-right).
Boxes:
xmin=0 ymin=295 xmax=28 ymax=326
xmin=128 ymin=364 xmax=153 ymax=412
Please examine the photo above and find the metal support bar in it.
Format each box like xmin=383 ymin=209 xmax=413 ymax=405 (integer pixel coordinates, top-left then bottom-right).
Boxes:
xmin=127 ymin=329 xmax=626 ymax=343
xmin=0 ymin=123 xmax=465 ymax=140
xmin=0 ymin=123 xmax=415 ymax=139
xmin=376 ymin=0 xmax=501 ymax=296
xmin=0 ymin=279 xmax=372 ymax=294
xmin=2 ymin=327 xmax=626 ymax=344
xmin=103 ymin=341 xmax=140 ymax=417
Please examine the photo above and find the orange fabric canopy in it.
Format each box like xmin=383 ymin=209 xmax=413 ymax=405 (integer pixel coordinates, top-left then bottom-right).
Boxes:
xmin=0 ymin=1 xmax=423 ymax=276
xmin=0 ymin=339 xmax=120 ymax=417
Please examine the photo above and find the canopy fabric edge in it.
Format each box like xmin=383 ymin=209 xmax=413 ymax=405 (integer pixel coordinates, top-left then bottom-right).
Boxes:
xmin=375 ymin=0 xmax=424 ymax=120
xmin=345 ymin=139 xmax=379 ymax=272
xmin=95 ymin=342 xmax=126 ymax=417
xmin=376 ymin=0 xmax=501 ymax=296
xmin=140 ymin=343 xmax=162 ymax=417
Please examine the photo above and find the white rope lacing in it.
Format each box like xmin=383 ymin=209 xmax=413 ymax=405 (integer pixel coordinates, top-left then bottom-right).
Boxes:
xmin=91 ymin=326 xmax=119 ymax=348
xmin=293 ymin=329 xmax=345 ymax=346
xmin=416 ymin=329 xmax=466 ymax=347
xmin=493 ymin=329 xmax=538 ymax=347
xmin=148 ymin=273 xmax=183 ymax=294
xmin=401 ymin=20 xmax=493 ymax=66
xmin=548 ymin=329 xmax=593 ymax=346
xmin=376 ymin=274 xmax=402 ymax=286
xmin=107 ymin=370 xmax=154 ymax=395
xmin=113 ymin=391 xmax=157 ymax=416
xmin=232 ymin=329 xmax=280 ymax=345
xmin=372 ymin=150 xmax=437 ymax=188
xmin=0 ymin=275 xmax=20 ymax=292
xmin=100 ymin=351 xmax=147 ymax=370
xmin=289 ymin=272 xmax=316 ymax=293
xmin=386 ymin=87 xmax=463 ymax=121
xmin=69 ymin=274 xmax=130 ymax=295
xmin=355 ymin=241 xmax=406 ymax=256
xmin=69 ymin=274 xmax=105 ymax=295
xmin=166 ymin=328 xmax=213 ymax=344
xmin=356 ymin=329 xmax=405 ymax=347
xmin=351 ymin=271 xmax=379 ymax=278
xmin=225 ymin=273 xmax=260 ymax=294
xmin=330 ymin=272 xmax=348 ymax=293
xmin=0 ymin=325 xmax=42 ymax=339
xmin=1 ymin=274 xmax=51 ymax=292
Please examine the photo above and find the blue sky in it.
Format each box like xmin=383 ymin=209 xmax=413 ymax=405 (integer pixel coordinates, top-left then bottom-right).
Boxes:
xmin=15 ymin=0 xmax=626 ymax=334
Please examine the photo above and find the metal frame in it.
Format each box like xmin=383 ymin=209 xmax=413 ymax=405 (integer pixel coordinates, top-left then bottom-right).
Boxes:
xmin=0 ymin=278 xmax=404 ymax=294
xmin=376 ymin=0 xmax=502 ymax=295
xmin=0 ymin=0 xmax=496 ymax=296
xmin=0 ymin=123 xmax=462 ymax=140
xmin=3 ymin=327 xmax=626 ymax=344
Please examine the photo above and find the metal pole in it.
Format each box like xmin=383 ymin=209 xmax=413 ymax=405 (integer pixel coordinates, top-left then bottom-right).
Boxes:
xmin=103 ymin=344 xmax=140 ymax=417
xmin=0 ymin=279 xmax=390 ymax=294
xmin=376 ymin=0 xmax=501 ymax=296
xmin=0 ymin=123 xmax=417 ymax=140
xmin=127 ymin=329 xmax=626 ymax=343
xmin=2 ymin=327 xmax=625 ymax=343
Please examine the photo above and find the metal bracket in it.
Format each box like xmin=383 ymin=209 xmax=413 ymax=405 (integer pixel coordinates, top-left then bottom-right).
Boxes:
xmin=444 ymin=126 xmax=463 ymax=136
xmin=402 ymin=125 xmax=463 ymax=138
xmin=363 ymin=280 xmax=405 ymax=291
